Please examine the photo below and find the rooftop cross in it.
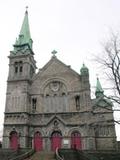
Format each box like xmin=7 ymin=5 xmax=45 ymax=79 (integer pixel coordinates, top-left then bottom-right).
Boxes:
xmin=51 ymin=50 xmax=57 ymax=57
xmin=26 ymin=6 xmax=28 ymax=12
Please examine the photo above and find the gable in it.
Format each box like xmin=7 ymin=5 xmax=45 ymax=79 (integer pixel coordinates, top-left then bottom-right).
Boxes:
xmin=35 ymin=56 xmax=80 ymax=79
xmin=92 ymin=97 xmax=113 ymax=112
xmin=46 ymin=115 xmax=66 ymax=126
xmin=31 ymin=56 xmax=82 ymax=94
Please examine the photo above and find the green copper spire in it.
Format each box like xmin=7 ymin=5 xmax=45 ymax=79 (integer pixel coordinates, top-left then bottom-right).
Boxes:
xmin=14 ymin=9 xmax=33 ymax=51
xmin=95 ymin=77 xmax=104 ymax=98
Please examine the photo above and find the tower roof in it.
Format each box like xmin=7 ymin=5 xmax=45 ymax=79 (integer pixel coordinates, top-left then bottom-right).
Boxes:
xmin=80 ymin=63 xmax=89 ymax=75
xmin=14 ymin=9 xmax=33 ymax=50
xmin=95 ymin=77 xmax=104 ymax=98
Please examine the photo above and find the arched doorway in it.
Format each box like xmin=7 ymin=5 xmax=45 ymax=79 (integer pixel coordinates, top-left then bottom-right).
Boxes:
xmin=51 ymin=131 xmax=62 ymax=151
xmin=10 ymin=131 xmax=19 ymax=150
xmin=34 ymin=131 xmax=43 ymax=151
xmin=71 ymin=131 xmax=82 ymax=150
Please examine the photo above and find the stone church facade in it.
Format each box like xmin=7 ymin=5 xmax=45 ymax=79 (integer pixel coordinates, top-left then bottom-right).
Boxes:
xmin=2 ymin=10 xmax=117 ymax=151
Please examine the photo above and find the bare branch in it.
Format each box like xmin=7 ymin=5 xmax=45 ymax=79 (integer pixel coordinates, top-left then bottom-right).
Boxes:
xmin=94 ymin=32 xmax=120 ymax=124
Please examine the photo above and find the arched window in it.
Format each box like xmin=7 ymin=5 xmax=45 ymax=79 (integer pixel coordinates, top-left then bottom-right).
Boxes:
xmin=19 ymin=61 xmax=23 ymax=73
xmin=75 ymin=95 xmax=80 ymax=110
xmin=30 ymin=65 xmax=35 ymax=77
xmin=44 ymin=81 xmax=68 ymax=113
xmin=14 ymin=62 xmax=18 ymax=73
xmin=32 ymin=98 xmax=37 ymax=111
xmin=14 ymin=61 xmax=23 ymax=74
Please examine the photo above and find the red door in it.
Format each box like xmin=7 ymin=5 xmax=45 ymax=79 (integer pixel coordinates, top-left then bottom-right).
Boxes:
xmin=34 ymin=132 xmax=43 ymax=151
xmin=51 ymin=132 xmax=62 ymax=151
xmin=10 ymin=131 xmax=19 ymax=150
xmin=71 ymin=132 xmax=82 ymax=150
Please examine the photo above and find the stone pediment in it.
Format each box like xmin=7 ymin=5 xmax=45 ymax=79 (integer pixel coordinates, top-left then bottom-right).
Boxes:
xmin=31 ymin=56 xmax=81 ymax=94
xmin=46 ymin=115 xmax=66 ymax=126
xmin=33 ymin=56 xmax=80 ymax=81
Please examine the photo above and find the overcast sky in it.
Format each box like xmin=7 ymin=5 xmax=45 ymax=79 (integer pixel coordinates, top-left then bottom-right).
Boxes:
xmin=0 ymin=0 xmax=120 ymax=140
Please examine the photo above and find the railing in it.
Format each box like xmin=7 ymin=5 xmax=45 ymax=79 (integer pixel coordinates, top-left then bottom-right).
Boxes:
xmin=55 ymin=148 xmax=64 ymax=160
xmin=9 ymin=148 xmax=35 ymax=160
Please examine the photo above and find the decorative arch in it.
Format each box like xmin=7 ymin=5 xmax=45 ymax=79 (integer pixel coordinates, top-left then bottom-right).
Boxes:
xmin=68 ymin=127 xmax=83 ymax=137
xmin=29 ymin=128 xmax=45 ymax=137
xmin=42 ymin=78 xmax=69 ymax=113
xmin=34 ymin=131 xmax=43 ymax=151
xmin=71 ymin=131 xmax=82 ymax=150
xmin=9 ymin=131 xmax=19 ymax=150
xmin=51 ymin=131 xmax=62 ymax=151
xmin=40 ymin=77 xmax=70 ymax=93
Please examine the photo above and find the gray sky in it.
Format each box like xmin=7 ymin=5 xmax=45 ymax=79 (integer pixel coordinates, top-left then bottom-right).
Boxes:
xmin=0 ymin=0 xmax=120 ymax=140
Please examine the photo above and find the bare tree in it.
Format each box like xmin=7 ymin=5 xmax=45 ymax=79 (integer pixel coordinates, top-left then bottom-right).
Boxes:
xmin=94 ymin=32 xmax=120 ymax=124
xmin=95 ymin=33 xmax=120 ymax=104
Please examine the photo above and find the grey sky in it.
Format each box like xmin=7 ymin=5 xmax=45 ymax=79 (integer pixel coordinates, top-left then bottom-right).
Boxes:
xmin=0 ymin=0 xmax=120 ymax=140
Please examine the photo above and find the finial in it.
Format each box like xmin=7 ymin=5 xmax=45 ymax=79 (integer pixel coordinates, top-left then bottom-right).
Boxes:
xmin=51 ymin=50 xmax=57 ymax=57
xmin=25 ymin=6 xmax=28 ymax=13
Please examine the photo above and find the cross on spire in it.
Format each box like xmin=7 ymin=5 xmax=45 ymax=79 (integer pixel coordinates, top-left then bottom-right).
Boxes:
xmin=26 ymin=6 xmax=28 ymax=12
xmin=25 ymin=6 xmax=28 ymax=14
xmin=51 ymin=50 xmax=57 ymax=57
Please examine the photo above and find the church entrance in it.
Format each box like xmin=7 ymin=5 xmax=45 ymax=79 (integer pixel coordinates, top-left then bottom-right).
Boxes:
xmin=34 ymin=131 xmax=43 ymax=151
xmin=10 ymin=131 xmax=19 ymax=150
xmin=51 ymin=131 xmax=62 ymax=151
xmin=71 ymin=131 xmax=82 ymax=150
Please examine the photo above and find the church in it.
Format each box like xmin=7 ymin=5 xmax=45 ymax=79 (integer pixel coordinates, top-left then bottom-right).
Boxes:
xmin=2 ymin=10 xmax=117 ymax=152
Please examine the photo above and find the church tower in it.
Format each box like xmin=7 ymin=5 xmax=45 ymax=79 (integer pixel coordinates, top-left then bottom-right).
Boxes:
xmin=3 ymin=9 xmax=36 ymax=149
xmin=8 ymin=9 xmax=36 ymax=83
